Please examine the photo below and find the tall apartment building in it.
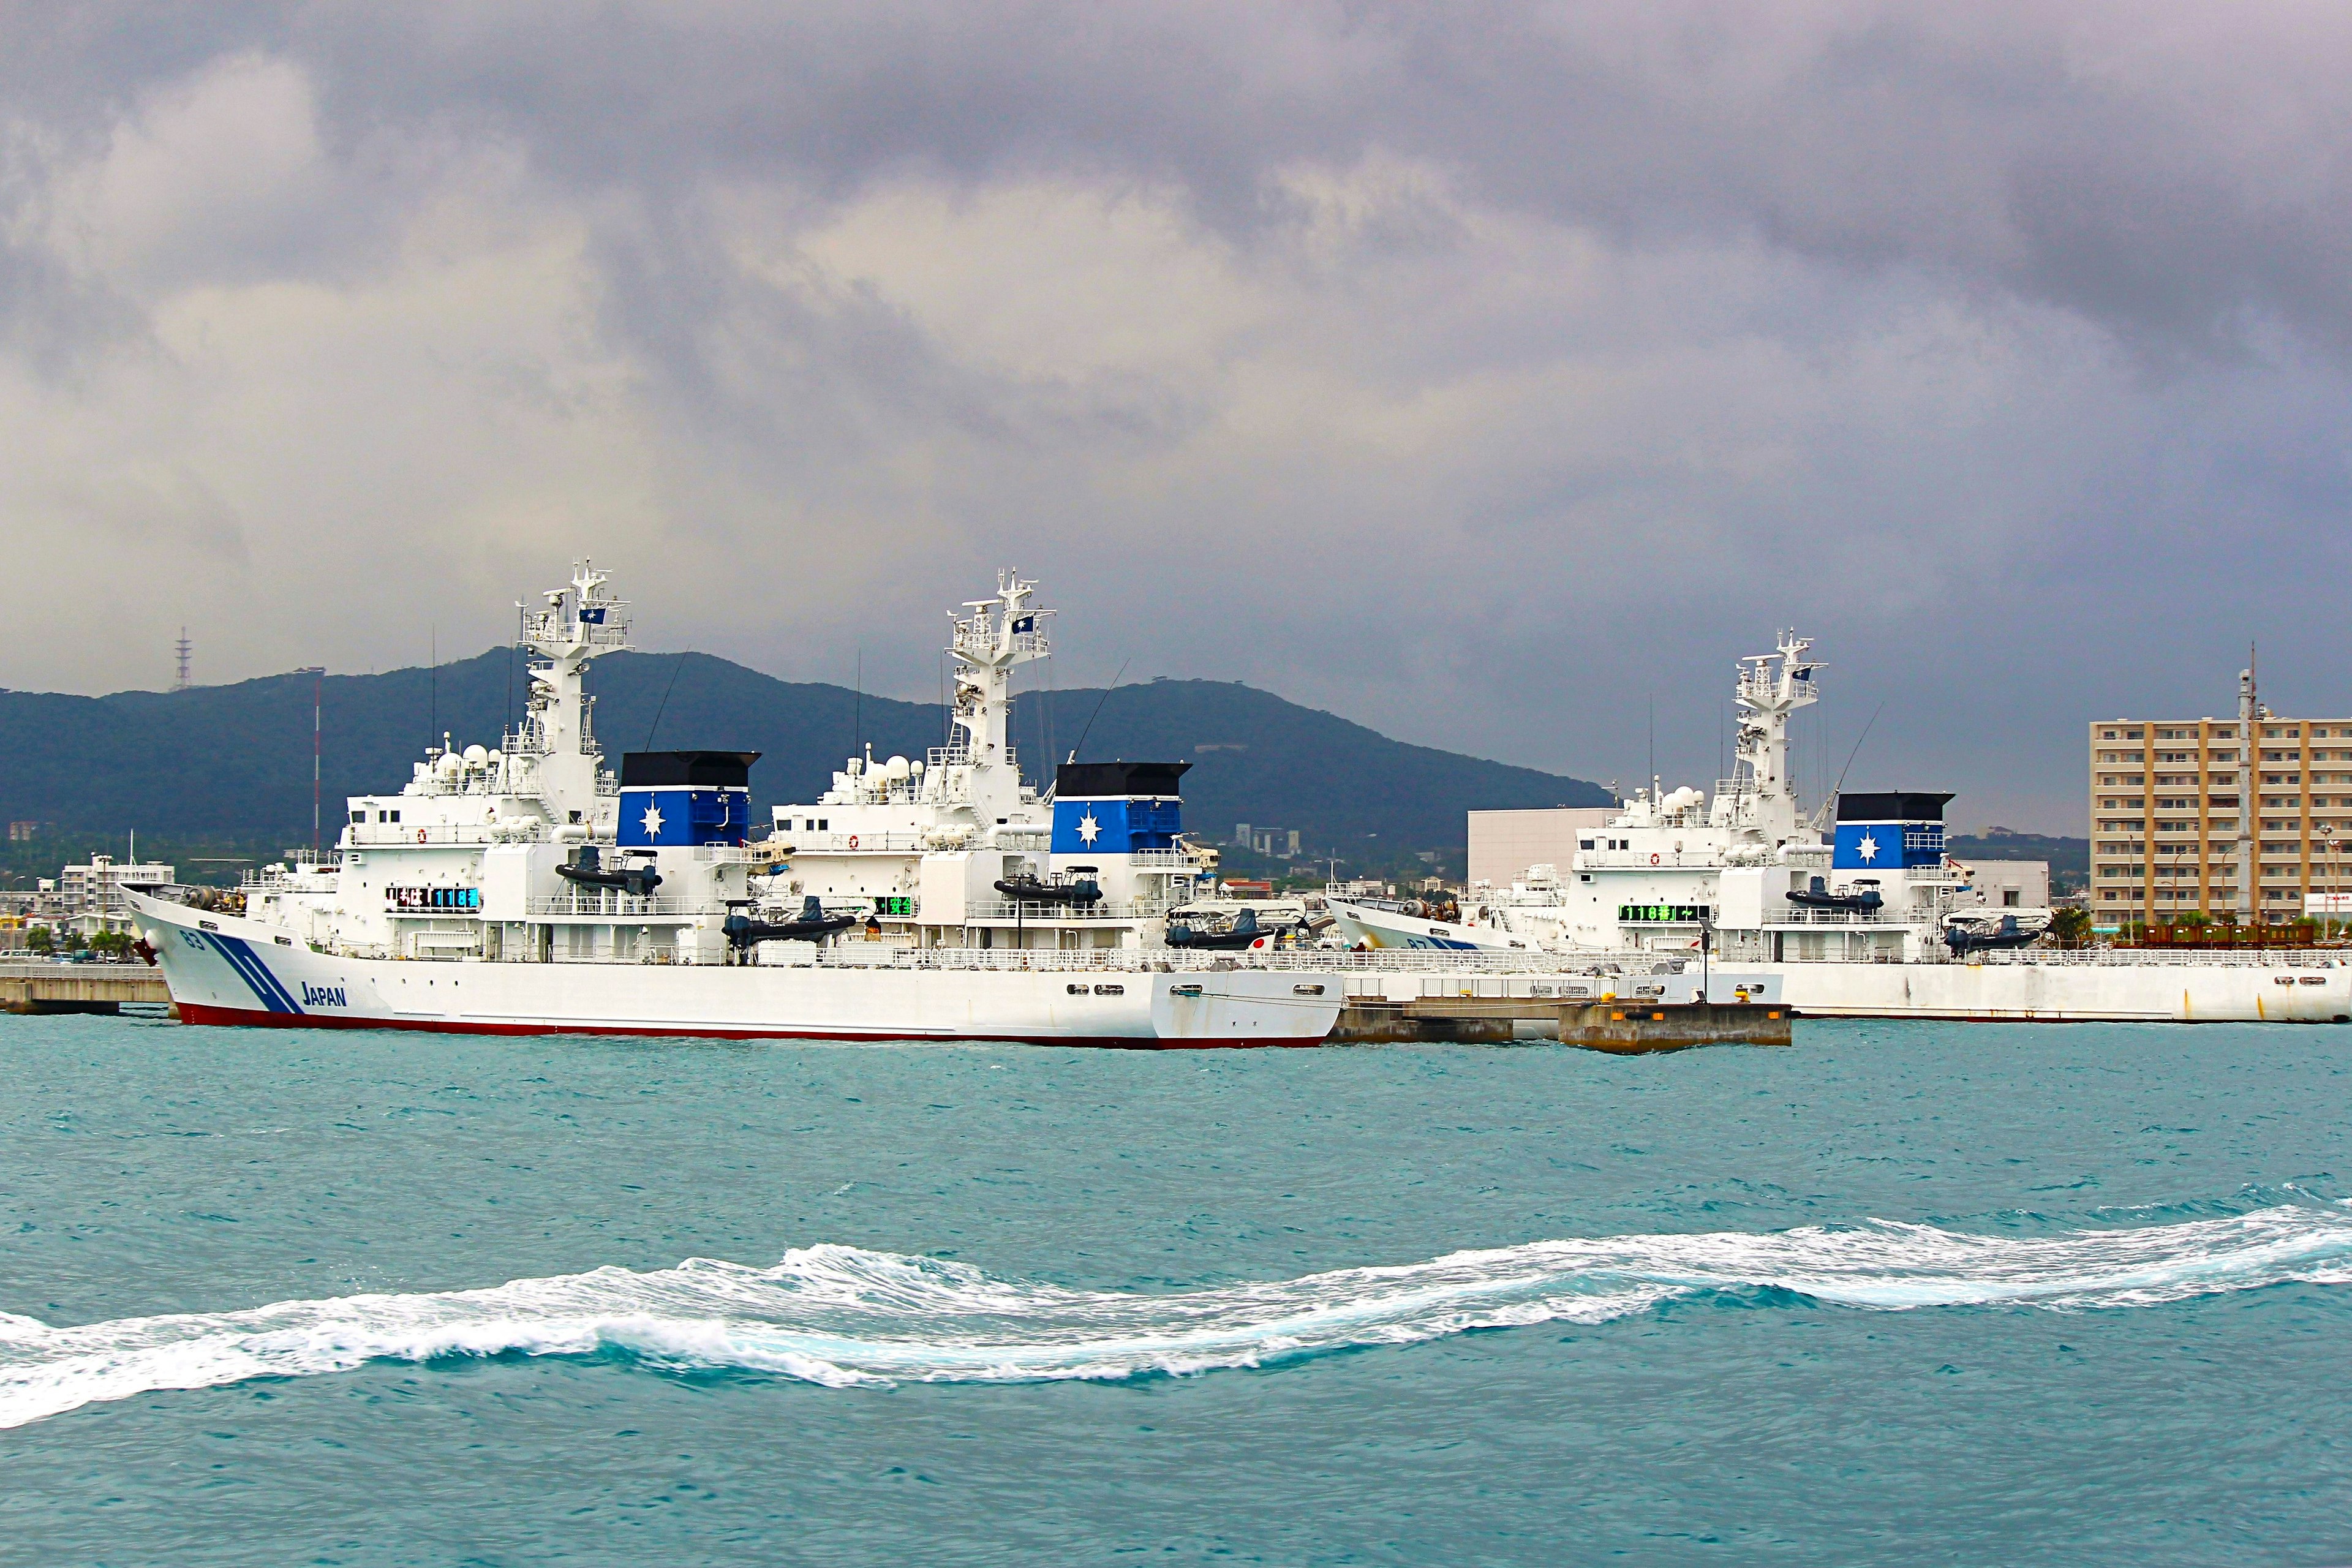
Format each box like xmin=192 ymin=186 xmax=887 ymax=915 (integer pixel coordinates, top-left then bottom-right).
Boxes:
xmin=2089 ymin=669 xmax=2352 ymax=929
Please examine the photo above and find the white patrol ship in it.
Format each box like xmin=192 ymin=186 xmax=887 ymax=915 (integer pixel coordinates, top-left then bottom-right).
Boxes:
xmin=1330 ymin=635 xmax=2352 ymax=1023
xmin=1331 ymin=633 xmax=1950 ymax=959
xmin=126 ymin=564 xmax=1345 ymax=1047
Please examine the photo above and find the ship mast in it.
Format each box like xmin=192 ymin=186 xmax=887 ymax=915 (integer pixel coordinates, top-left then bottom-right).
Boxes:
xmin=513 ymin=560 xmax=631 ymax=828
xmin=1714 ymin=631 xmax=1818 ymax=844
xmin=941 ymin=571 xmax=1052 ymax=820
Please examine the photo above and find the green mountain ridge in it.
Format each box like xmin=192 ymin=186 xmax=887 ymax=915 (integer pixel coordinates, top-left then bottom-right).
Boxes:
xmin=0 ymin=650 xmax=1609 ymax=876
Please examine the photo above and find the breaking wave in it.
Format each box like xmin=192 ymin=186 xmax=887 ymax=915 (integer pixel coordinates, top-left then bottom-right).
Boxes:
xmin=6 ymin=1204 xmax=2350 ymax=1430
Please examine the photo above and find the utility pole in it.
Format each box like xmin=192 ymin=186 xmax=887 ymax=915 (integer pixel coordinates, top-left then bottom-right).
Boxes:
xmin=298 ymin=667 xmax=326 ymax=860
xmin=2237 ymin=650 xmax=2257 ymax=929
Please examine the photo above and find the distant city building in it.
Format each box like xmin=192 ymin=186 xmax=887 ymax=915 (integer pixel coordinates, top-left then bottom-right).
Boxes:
xmin=2088 ymin=677 xmax=2352 ymax=928
xmin=56 ymin=854 xmax=176 ymax=934
xmin=6 ymin=821 xmax=39 ymax=842
xmin=1467 ymin=807 xmax=1616 ymax=887
xmin=1229 ymin=823 xmax=1301 ymax=859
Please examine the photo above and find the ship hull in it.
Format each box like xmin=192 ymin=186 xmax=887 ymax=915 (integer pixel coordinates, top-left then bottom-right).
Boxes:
xmin=1332 ymin=900 xmax=2352 ymax=1022
xmin=129 ymin=894 xmax=1343 ymax=1048
xmin=1328 ymin=901 xmax=1523 ymax=952
xmin=1771 ymin=960 xmax=2352 ymax=1023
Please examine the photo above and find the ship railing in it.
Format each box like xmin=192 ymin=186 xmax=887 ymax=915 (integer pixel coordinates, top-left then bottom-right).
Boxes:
xmin=961 ymin=898 xmax=1180 ymax=923
xmin=788 ymin=832 xmax=930 ymax=855
xmin=1945 ymin=946 xmax=2351 ymax=969
xmin=922 ymin=744 xmax=1017 ymax=774
xmin=239 ymin=864 xmax=341 ymax=890
xmin=347 ymin=823 xmax=518 ymax=847
xmin=690 ymin=845 xmax=768 ymax=865
xmin=791 ymin=946 xmax=1719 ymax=976
xmin=528 ymin=891 xmax=726 ymax=918
xmin=1578 ymin=851 xmax=1721 ymax=870
xmin=952 ymin=628 xmax=1048 ymax=663
xmin=1766 ymin=907 xmax=1907 ymax=927
xmin=524 ymin=608 xmax=630 ymax=650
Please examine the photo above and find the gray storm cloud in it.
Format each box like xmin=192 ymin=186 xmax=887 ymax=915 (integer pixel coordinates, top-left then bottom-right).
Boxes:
xmin=2 ymin=1 xmax=2348 ymax=830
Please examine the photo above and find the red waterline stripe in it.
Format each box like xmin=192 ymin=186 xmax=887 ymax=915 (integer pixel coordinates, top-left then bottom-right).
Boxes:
xmin=173 ymin=1002 xmax=1327 ymax=1049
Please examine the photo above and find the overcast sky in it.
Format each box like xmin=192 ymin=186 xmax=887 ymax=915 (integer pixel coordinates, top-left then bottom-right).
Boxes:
xmin=4 ymin=2 xmax=2348 ymax=831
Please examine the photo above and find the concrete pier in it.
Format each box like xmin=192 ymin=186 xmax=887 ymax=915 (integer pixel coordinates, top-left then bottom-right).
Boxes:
xmin=1556 ymin=1000 xmax=1792 ymax=1054
xmin=0 ymin=962 xmax=172 ymax=1015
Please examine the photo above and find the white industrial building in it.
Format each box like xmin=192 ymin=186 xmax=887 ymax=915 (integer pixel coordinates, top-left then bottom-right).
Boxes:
xmin=1950 ymin=858 xmax=2050 ymax=910
xmin=1467 ymin=807 xmax=1616 ymax=887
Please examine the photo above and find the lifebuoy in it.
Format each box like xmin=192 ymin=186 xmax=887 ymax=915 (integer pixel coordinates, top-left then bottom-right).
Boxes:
xmin=417 ymin=827 xmax=428 ymax=844
xmin=1650 ymin=852 xmax=1659 ymax=865
xmin=848 ymin=834 xmax=860 ymax=849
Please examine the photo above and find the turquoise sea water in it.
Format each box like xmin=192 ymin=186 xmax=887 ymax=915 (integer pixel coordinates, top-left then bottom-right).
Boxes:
xmin=2 ymin=1013 xmax=2350 ymax=1566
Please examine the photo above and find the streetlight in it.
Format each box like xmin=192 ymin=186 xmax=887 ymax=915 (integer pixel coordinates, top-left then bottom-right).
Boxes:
xmin=2164 ymin=827 xmax=2190 ymax=940
xmin=2323 ymin=823 xmax=2340 ymax=939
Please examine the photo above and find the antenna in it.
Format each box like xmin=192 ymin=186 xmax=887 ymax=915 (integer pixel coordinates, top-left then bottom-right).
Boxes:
xmin=277 ymin=665 xmax=329 ymax=859
xmin=428 ymin=623 xmax=437 ymax=754
xmin=1042 ymin=635 xmax=1058 ymax=779
xmin=1068 ymin=658 xmax=1131 ymax=765
xmin=173 ymin=628 xmax=192 ymax=692
xmin=311 ymin=668 xmax=323 ymax=859
xmin=644 ymin=657 xmax=684 ymax=750
xmin=1815 ymin=699 xmax=1886 ymax=828
xmin=507 ymin=602 xmax=521 ymax=744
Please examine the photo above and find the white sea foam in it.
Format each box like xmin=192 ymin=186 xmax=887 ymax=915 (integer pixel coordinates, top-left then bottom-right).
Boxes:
xmin=6 ymin=1205 xmax=2348 ymax=1430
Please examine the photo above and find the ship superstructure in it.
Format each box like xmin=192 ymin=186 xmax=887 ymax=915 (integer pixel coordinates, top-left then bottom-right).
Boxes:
xmin=230 ymin=562 xmax=760 ymax=967
xmin=764 ymin=573 xmax=1213 ymax=949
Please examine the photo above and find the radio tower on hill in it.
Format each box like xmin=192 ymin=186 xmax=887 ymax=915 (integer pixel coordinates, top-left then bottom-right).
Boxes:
xmin=173 ymin=628 xmax=192 ymax=692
